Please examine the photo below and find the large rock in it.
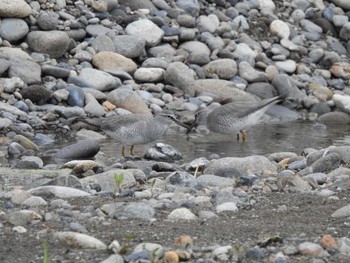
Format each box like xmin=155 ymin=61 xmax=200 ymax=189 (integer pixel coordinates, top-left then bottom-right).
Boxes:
xmin=125 ymin=19 xmax=164 ymax=47
xmin=80 ymin=169 xmax=142 ymax=192
xmin=205 ymin=156 xmax=277 ymax=177
xmin=9 ymin=58 xmax=41 ymax=85
xmin=54 ymin=140 xmax=100 ymax=161
xmin=0 ymin=0 xmax=32 ymax=18
xmin=192 ymin=79 xmax=256 ymax=101
xmin=107 ymin=88 xmax=151 ymax=115
xmin=0 ymin=18 xmax=29 ymax=42
xmin=330 ymin=0 xmax=350 ymax=10
xmin=92 ymin=51 xmax=137 ymax=74
xmin=164 ymin=62 xmax=196 ymax=96
xmin=113 ymin=35 xmax=146 ymax=58
xmin=75 ymin=68 xmax=121 ymax=91
xmin=26 ymin=31 xmax=70 ymax=58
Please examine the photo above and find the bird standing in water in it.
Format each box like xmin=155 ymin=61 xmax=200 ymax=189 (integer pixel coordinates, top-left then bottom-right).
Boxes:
xmin=206 ymin=96 xmax=284 ymax=142
xmin=78 ymin=111 xmax=190 ymax=156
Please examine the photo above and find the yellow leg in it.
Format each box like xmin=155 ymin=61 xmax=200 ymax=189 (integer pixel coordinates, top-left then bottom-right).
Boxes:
xmin=241 ymin=130 xmax=247 ymax=142
xmin=130 ymin=145 xmax=135 ymax=156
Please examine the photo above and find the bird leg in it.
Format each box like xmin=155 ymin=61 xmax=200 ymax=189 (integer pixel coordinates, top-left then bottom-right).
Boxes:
xmin=241 ymin=130 xmax=247 ymax=142
xmin=121 ymin=146 xmax=126 ymax=157
xmin=130 ymin=145 xmax=135 ymax=156
xmin=236 ymin=130 xmax=247 ymax=142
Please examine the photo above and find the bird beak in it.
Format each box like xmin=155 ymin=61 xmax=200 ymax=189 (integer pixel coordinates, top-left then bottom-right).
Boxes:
xmin=172 ymin=117 xmax=193 ymax=133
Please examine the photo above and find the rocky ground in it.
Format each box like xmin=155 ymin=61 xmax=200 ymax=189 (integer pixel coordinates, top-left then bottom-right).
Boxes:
xmin=1 ymin=0 xmax=350 ymax=262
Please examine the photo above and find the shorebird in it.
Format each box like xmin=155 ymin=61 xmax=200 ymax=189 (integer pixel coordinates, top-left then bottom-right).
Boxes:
xmin=77 ymin=111 xmax=190 ymax=156
xmin=206 ymin=96 xmax=284 ymax=142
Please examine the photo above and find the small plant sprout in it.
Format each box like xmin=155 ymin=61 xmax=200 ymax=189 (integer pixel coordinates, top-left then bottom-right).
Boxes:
xmin=43 ymin=239 xmax=48 ymax=263
xmin=113 ymin=172 xmax=124 ymax=193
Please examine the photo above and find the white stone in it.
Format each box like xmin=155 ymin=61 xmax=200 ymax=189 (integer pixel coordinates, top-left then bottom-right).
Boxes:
xmin=168 ymin=208 xmax=197 ymax=220
xmin=133 ymin=67 xmax=165 ymax=82
xmin=125 ymin=19 xmax=164 ymax=47
xmin=270 ymin=20 xmax=290 ymax=39
xmin=333 ymin=94 xmax=350 ymax=114
xmin=216 ymin=202 xmax=239 ymax=213
xmin=53 ymin=231 xmax=107 ymax=250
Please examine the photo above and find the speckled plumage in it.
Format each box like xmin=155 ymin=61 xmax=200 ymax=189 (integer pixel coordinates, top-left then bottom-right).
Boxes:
xmin=206 ymin=96 xmax=283 ymax=136
xmin=79 ymin=112 xmax=188 ymax=155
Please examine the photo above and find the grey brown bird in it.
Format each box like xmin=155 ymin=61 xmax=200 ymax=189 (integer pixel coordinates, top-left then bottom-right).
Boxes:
xmin=77 ymin=111 xmax=190 ymax=156
xmin=206 ymin=96 xmax=283 ymax=141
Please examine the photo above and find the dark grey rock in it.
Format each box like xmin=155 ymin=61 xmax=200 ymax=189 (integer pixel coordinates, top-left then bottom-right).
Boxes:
xmin=165 ymin=171 xmax=197 ymax=187
xmin=54 ymin=140 xmax=100 ymax=161
xmin=67 ymin=86 xmax=85 ymax=107
xmin=20 ymin=85 xmax=53 ymax=105
xmin=41 ymin=64 xmax=70 ymax=79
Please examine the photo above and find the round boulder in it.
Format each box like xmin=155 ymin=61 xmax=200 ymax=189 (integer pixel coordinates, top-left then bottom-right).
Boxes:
xmin=26 ymin=31 xmax=70 ymax=58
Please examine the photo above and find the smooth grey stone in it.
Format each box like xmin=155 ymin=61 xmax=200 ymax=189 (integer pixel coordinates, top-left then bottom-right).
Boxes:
xmin=340 ymin=22 xmax=350 ymax=41
xmin=305 ymin=173 xmax=328 ymax=184
xmin=82 ymin=88 xmax=106 ymax=101
xmin=86 ymin=24 xmax=112 ymax=36
xmin=196 ymin=174 xmax=235 ymax=188
xmin=0 ymin=18 xmax=29 ymax=42
xmin=0 ymin=58 xmax=10 ymax=75
xmin=54 ymin=140 xmax=100 ymax=161
xmin=164 ymin=61 xmax=195 ymax=96
xmin=9 ymin=58 xmax=41 ymax=85
xmin=26 ymin=31 xmax=69 ymax=59
xmin=329 ymin=146 xmax=350 ymax=163
xmin=91 ymin=34 xmax=115 ymax=53
xmin=15 ymin=156 xmax=44 ymax=169
xmin=148 ymin=43 xmax=176 ymax=58
xmin=319 ymin=51 xmax=341 ymax=68
xmin=113 ymin=35 xmax=146 ymax=59
xmin=318 ymin=112 xmax=350 ymax=124
xmin=246 ymin=82 xmax=276 ymax=99
xmin=77 ymin=68 xmax=119 ymax=91
xmin=37 ymin=11 xmax=59 ymax=30
xmin=14 ymin=101 xmax=29 ymax=112
xmin=119 ymin=202 xmax=155 ymax=220
xmin=65 ymin=29 xmax=87 ymax=41
xmin=205 ymin=156 xmax=277 ymax=177
xmin=215 ymin=189 xmax=238 ymax=205
xmin=272 ymin=74 xmax=306 ymax=102
xmin=67 ymin=86 xmax=85 ymax=107
xmin=68 ymin=222 xmax=88 ymax=233
xmin=41 ymin=64 xmax=70 ymax=79
xmin=176 ymin=0 xmax=200 ymax=16
xmin=125 ymin=19 xmax=164 ymax=47
xmin=287 ymin=160 xmax=307 ymax=171
xmin=332 ymin=205 xmax=350 ymax=218
xmin=8 ymin=142 xmax=26 ymax=155
xmin=300 ymin=153 xmax=341 ymax=176
xmin=28 ymin=186 xmax=90 ymax=198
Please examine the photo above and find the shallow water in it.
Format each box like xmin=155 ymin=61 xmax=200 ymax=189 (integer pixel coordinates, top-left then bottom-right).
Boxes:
xmin=36 ymin=119 xmax=350 ymax=165
xmin=86 ymin=120 xmax=350 ymax=163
